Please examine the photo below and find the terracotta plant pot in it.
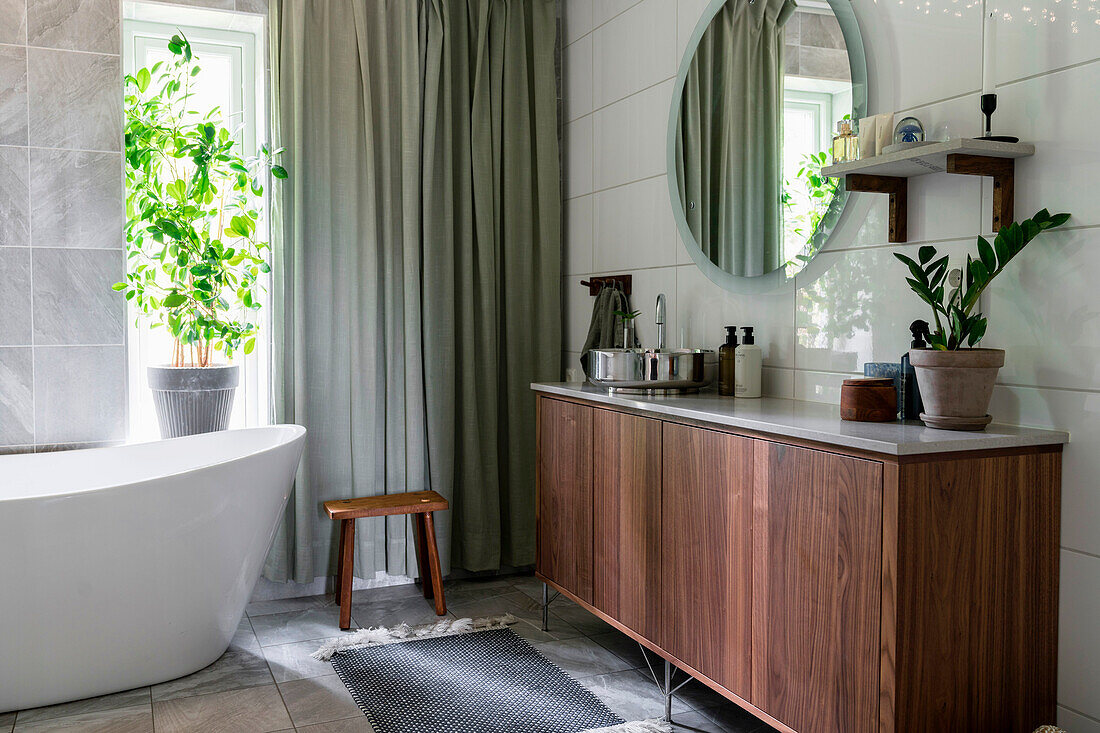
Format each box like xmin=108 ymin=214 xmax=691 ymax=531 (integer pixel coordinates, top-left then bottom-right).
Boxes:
xmin=908 ymin=348 xmax=1005 ymax=431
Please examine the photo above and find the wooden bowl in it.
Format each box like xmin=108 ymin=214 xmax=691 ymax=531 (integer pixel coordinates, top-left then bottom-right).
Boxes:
xmin=840 ymin=377 xmax=898 ymax=422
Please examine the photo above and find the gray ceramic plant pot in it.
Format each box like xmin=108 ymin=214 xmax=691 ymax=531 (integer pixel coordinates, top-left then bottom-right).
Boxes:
xmin=147 ymin=365 xmax=239 ymax=439
xmin=908 ymin=348 xmax=1005 ymax=431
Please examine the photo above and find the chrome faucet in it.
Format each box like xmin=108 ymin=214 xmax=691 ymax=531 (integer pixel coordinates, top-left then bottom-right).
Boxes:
xmin=655 ymin=293 xmax=666 ymax=352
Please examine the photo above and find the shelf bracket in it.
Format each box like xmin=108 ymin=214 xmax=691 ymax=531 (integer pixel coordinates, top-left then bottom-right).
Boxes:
xmin=945 ymin=154 xmax=1015 ymax=233
xmin=846 ymin=174 xmax=908 ymax=243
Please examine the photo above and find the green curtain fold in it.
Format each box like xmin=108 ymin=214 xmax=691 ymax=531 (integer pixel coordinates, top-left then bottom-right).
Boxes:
xmin=265 ymin=0 xmax=560 ymax=584
xmin=676 ymin=0 xmax=793 ymax=277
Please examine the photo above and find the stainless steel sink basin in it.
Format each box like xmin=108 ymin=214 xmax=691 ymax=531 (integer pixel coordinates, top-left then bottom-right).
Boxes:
xmin=589 ymin=348 xmax=716 ymax=394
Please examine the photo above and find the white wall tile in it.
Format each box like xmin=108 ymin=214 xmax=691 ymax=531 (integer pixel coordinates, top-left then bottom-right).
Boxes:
xmin=1058 ymin=550 xmax=1100 ymax=720
xmin=993 ymin=62 xmax=1100 ymax=229
xmin=993 ymin=0 xmax=1100 ymax=85
xmin=983 ymin=227 xmax=1100 ymax=392
xmin=592 ymin=0 xmax=677 ymax=109
xmin=795 ymin=242 xmax=971 ymax=373
xmin=563 ymin=275 xmax=594 ymax=354
xmin=989 ymin=384 xmax=1100 ymax=557
xmin=793 ymin=369 xmax=859 ymax=404
xmin=762 ymin=366 xmax=795 ymax=399
xmin=592 ymin=0 xmax=643 ymax=28
xmin=594 ymin=176 xmax=677 ymax=272
xmin=676 ymin=265 xmax=797 ymax=366
xmin=564 ymin=0 xmax=595 ymax=45
xmin=565 ymin=35 xmax=593 ymax=122
xmin=676 ymin=0 xmax=710 ymax=62
xmin=593 ymin=79 xmax=674 ymax=190
xmin=872 ymin=0 xmax=983 ymax=111
xmin=565 ymin=116 xmax=593 ymax=198
xmin=1058 ymin=706 xmax=1100 ymax=733
xmin=565 ymin=195 xmax=594 ymax=276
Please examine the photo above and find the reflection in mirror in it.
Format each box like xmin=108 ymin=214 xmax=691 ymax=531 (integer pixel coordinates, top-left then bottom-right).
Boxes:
xmin=673 ymin=0 xmax=861 ymax=283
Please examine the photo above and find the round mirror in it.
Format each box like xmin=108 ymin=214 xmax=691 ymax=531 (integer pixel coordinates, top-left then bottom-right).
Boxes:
xmin=668 ymin=0 xmax=867 ymax=293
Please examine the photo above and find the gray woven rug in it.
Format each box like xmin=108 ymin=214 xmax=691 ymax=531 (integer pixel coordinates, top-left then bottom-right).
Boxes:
xmin=322 ymin=621 xmax=667 ymax=733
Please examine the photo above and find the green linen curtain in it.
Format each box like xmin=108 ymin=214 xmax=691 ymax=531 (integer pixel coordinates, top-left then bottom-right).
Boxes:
xmin=265 ymin=0 xmax=561 ymax=584
xmin=676 ymin=0 xmax=794 ymax=277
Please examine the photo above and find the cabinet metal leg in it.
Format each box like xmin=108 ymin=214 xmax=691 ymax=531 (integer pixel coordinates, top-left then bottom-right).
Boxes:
xmin=540 ymin=582 xmax=560 ymax=632
xmin=640 ymin=644 xmax=705 ymax=731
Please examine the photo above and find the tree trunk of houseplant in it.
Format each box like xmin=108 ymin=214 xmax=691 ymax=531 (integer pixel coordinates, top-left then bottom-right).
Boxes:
xmin=908 ymin=348 xmax=1005 ymax=431
xmin=148 ymin=365 xmax=239 ymax=438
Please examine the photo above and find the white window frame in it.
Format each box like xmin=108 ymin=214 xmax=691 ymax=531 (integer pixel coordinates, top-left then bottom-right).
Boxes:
xmin=123 ymin=3 xmax=272 ymax=441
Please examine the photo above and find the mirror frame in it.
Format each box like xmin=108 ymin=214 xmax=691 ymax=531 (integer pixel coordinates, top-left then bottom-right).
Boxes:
xmin=666 ymin=0 xmax=869 ymax=294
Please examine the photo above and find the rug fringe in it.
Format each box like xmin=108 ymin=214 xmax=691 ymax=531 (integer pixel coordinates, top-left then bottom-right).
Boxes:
xmin=311 ymin=613 xmax=517 ymax=661
xmin=583 ymin=720 xmax=672 ymax=733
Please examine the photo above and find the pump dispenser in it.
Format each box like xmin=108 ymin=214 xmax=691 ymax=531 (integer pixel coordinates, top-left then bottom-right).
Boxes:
xmin=735 ymin=327 xmax=762 ymax=398
xmin=718 ymin=326 xmax=738 ymax=396
xmin=900 ymin=320 xmax=929 ymax=419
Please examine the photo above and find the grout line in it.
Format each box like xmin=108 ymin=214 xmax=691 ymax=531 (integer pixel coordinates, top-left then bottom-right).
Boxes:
xmin=997 ymin=55 xmax=1100 ymax=90
xmin=565 ymin=73 xmax=677 ymax=128
xmin=14 ymin=43 xmax=120 ymax=58
xmin=25 ymin=37 xmax=34 ymax=449
xmin=566 ymin=172 xmax=666 ymax=202
xmin=562 ymin=0 xmax=645 ymax=51
xmin=994 ymin=380 xmax=1100 ymax=396
xmin=1063 ymin=547 xmax=1100 ymax=562
xmin=0 ymin=144 xmax=123 ymax=155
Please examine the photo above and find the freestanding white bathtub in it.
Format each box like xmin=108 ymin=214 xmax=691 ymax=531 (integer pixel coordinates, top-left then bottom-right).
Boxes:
xmin=0 ymin=425 xmax=306 ymax=713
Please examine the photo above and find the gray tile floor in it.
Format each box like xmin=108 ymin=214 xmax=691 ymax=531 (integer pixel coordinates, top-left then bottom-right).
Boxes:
xmin=1 ymin=574 xmax=779 ymax=733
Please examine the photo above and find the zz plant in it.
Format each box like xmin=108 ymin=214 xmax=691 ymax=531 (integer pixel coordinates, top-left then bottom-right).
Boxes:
xmin=115 ymin=34 xmax=286 ymax=367
xmin=894 ymin=208 xmax=1069 ymax=350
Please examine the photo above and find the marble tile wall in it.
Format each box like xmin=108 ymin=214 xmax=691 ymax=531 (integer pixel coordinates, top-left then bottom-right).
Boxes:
xmin=0 ymin=0 xmax=267 ymax=454
xmin=0 ymin=0 xmax=127 ymax=453
xmin=562 ymin=0 xmax=1100 ymax=727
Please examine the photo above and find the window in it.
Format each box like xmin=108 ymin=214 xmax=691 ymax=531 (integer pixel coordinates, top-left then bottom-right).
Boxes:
xmin=123 ymin=5 xmax=271 ymax=441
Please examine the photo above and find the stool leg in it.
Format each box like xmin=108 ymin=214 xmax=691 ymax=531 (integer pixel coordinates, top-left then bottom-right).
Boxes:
xmin=413 ymin=513 xmax=433 ymax=600
xmin=334 ymin=520 xmax=346 ymax=604
xmin=338 ymin=519 xmax=355 ymax=630
xmin=422 ymin=512 xmax=446 ymax=615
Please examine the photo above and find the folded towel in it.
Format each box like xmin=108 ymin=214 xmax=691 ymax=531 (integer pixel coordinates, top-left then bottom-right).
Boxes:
xmin=580 ymin=284 xmax=635 ymax=378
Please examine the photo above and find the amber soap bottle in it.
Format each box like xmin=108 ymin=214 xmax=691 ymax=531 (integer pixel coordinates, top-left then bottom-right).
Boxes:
xmin=719 ymin=326 xmax=738 ymax=396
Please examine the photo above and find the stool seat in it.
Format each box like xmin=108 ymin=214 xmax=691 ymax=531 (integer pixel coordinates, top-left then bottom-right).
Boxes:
xmin=324 ymin=490 xmax=448 ymax=519
xmin=325 ymin=490 xmax=449 ymax=629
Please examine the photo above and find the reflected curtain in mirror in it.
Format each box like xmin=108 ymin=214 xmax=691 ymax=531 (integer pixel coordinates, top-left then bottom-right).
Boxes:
xmin=675 ymin=0 xmax=795 ymax=277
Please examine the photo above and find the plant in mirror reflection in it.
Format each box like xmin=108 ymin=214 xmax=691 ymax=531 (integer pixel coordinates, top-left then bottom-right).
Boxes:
xmin=784 ymin=150 xmax=840 ymax=275
xmin=893 ymin=209 xmax=1070 ymax=351
xmin=115 ymin=33 xmax=287 ymax=367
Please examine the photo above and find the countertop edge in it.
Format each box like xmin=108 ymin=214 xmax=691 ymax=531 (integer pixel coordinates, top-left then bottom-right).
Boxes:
xmin=531 ymin=383 xmax=1069 ymax=457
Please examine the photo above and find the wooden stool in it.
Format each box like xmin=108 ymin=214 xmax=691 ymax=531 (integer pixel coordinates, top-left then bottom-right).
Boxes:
xmin=323 ymin=490 xmax=449 ymax=630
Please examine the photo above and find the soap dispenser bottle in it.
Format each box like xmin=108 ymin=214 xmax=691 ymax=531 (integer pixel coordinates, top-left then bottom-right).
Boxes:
xmin=718 ymin=326 xmax=738 ymax=396
xmin=900 ymin=320 xmax=929 ymax=419
xmin=735 ymin=327 xmax=762 ymax=398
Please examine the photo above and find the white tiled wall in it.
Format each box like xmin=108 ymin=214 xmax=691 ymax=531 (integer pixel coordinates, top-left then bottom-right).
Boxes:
xmin=562 ymin=0 xmax=1100 ymax=725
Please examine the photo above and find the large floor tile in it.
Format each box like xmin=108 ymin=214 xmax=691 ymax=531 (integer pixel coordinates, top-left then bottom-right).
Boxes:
xmin=246 ymin=593 xmax=335 ymax=619
xmin=580 ymin=669 xmax=691 ymax=721
xmin=549 ymin=597 xmax=615 ymax=636
xmin=534 ymin=636 xmax=636 ymax=679
xmin=349 ymin=593 xmax=449 ymax=630
xmin=278 ymin=674 xmax=362 ymax=728
xmin=696 ymin=703 xmax=779 ymax=732
xmin=0 ymin=146 xmax=29 ymax=248
xmin=151 ymin=685 xmax=291 ymax=733
xmin=263 ymin=639 xmax=343 ymax=683
xmin=14 ymin=688 xmax=148 ymax=725
xmin=13 ymin=704 xmax=152 ymax=732
xmin=0 ymin=45 xmax=28 ymax=147
xmin=590 ymin=630 xmax=649 ymax=670
xmin=670 ymin=709 xmax=724 ymax=732
xmin=0 ymin=246 xmax=31 ymax=338
xmin=250 ymin=606 xmax=355 ymax=647
xmin=0 ymin=712 xmax=13 ymax=733
xmin=150 ymin=648 xmax=273 ymax=702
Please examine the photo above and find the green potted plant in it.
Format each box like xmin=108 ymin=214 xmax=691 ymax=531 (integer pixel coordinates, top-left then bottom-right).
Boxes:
xmin=115 ymin=34 xmax=286 ymax=438
xmin=894 ymin=208 xmax=1069 ymax=430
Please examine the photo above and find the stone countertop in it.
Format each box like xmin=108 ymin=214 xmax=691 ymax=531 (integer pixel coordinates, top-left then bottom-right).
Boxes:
xmin=531 ymin=383 xmax=1069 ymax=457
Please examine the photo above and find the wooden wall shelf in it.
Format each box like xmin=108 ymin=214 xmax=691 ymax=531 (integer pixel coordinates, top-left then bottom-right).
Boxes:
xmin=822 ymin=138 xmax=1034 ymax=243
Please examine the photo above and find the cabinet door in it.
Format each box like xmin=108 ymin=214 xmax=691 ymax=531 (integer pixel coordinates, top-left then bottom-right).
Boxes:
xmin=536 ymin=398 xmax=593 ymax=603
xmin=661 ymin=423 xmax=754 ymax=698
xmin=752 ymin=441 xmax=883 ymax=733
xmin=592 ymin=409 xmax=662 ymax=639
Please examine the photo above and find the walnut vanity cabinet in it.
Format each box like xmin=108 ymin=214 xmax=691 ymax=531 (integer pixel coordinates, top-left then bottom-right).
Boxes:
xmin=534 ymin=391 xmax=1063 ymax=733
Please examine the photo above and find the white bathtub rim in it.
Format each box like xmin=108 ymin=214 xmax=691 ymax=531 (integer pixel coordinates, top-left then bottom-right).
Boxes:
xmin=0 ymin=424 xmax=306 ymax=503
